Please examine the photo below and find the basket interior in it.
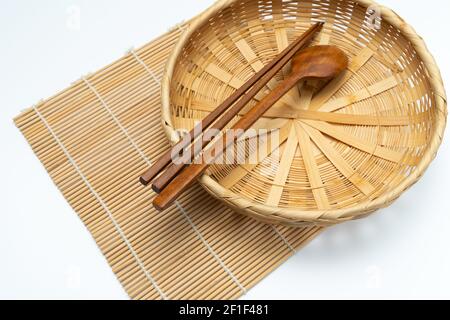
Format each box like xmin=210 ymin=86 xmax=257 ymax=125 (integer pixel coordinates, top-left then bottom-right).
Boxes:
xmin=167 ymin=0 xmax=437 ymax=212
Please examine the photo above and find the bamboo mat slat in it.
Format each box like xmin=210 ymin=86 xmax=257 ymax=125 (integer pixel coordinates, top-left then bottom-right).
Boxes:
xmin=14 ymin=26 xmax=323 ymax=300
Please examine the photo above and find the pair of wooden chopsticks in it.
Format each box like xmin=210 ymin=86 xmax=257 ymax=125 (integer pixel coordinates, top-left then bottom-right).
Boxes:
xmin=140 ymin=22 xmax=324 ymax=211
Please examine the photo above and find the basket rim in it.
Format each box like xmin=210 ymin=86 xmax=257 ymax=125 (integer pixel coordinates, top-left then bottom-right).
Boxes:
xmin=160 ymin=0 xmax=447 ymax=226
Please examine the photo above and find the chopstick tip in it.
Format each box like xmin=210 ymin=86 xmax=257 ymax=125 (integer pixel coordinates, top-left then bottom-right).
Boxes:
xmin=153 ymin=197 xmax=169 ymax=212
xmin=152 ymin=184 xmax=163 ymax=194
xmin=140 ymin=176 xmax=150 ymax=186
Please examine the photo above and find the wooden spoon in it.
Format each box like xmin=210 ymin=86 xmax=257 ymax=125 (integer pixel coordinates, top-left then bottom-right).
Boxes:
xmin=153 ymin=45 xmax=349 ymax=211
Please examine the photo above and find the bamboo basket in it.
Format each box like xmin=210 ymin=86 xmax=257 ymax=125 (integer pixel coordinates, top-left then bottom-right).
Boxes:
xmin=161 ymin=0 xmax=447 ymax=227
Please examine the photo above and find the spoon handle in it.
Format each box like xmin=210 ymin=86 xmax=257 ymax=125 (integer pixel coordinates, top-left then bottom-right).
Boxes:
xmin=153 ymin=72 xmax=305 ymax=211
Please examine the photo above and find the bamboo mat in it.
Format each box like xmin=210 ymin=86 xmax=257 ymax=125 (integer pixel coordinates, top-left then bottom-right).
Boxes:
xmin=14 ymin=25 xmax=323 ymax=300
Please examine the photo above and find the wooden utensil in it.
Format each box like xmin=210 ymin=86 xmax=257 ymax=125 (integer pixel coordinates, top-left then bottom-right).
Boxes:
xmin=140 ymin=22 xmax=324 ymax=189
xmin=153 ymin=45 xmax=349 ymax=211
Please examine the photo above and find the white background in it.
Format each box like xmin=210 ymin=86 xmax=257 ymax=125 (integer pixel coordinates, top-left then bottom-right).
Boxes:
xmin=1 ymin=0 xmax=449 ymax=300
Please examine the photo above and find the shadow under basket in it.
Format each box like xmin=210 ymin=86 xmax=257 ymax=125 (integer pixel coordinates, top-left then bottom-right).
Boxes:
xmin=161 ymin=0 xmax=447 ymax=227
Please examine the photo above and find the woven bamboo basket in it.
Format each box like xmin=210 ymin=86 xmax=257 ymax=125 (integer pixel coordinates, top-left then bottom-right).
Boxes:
xmin=161 ymin=0 xmax=447 ymax=227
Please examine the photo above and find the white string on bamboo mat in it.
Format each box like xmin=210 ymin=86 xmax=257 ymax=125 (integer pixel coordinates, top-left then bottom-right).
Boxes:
xmin=271 ymin=226 xmax=297 ymax=253
xmin=176 ymin=202 xmax=248 ymax=294
xmin=129 ymin=49 xmax=161 ymax=85
xmin=81 ymin=77 xmax=152 ymax=166
xmin=168 ymin=20 xmax=187 ymax=33
xmin=33 ymin=106 xmax=168 ymax=301
xmin=82 ymin=72 xmax=247 ymax=294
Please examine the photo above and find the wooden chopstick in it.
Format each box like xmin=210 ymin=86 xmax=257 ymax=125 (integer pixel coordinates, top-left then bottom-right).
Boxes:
xmin=152 ymin=24 xmax=324 ymax=211
xmin=140 ymin=22 xmax=324 ymax=189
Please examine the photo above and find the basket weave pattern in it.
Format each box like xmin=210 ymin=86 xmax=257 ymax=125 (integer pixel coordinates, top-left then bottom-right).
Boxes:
xmin=162 ymin=0 xmax=447 ymax=227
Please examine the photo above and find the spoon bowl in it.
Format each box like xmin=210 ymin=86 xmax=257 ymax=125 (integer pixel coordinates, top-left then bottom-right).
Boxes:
xmin=292 ymin=45 xmax=349 ymax=80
